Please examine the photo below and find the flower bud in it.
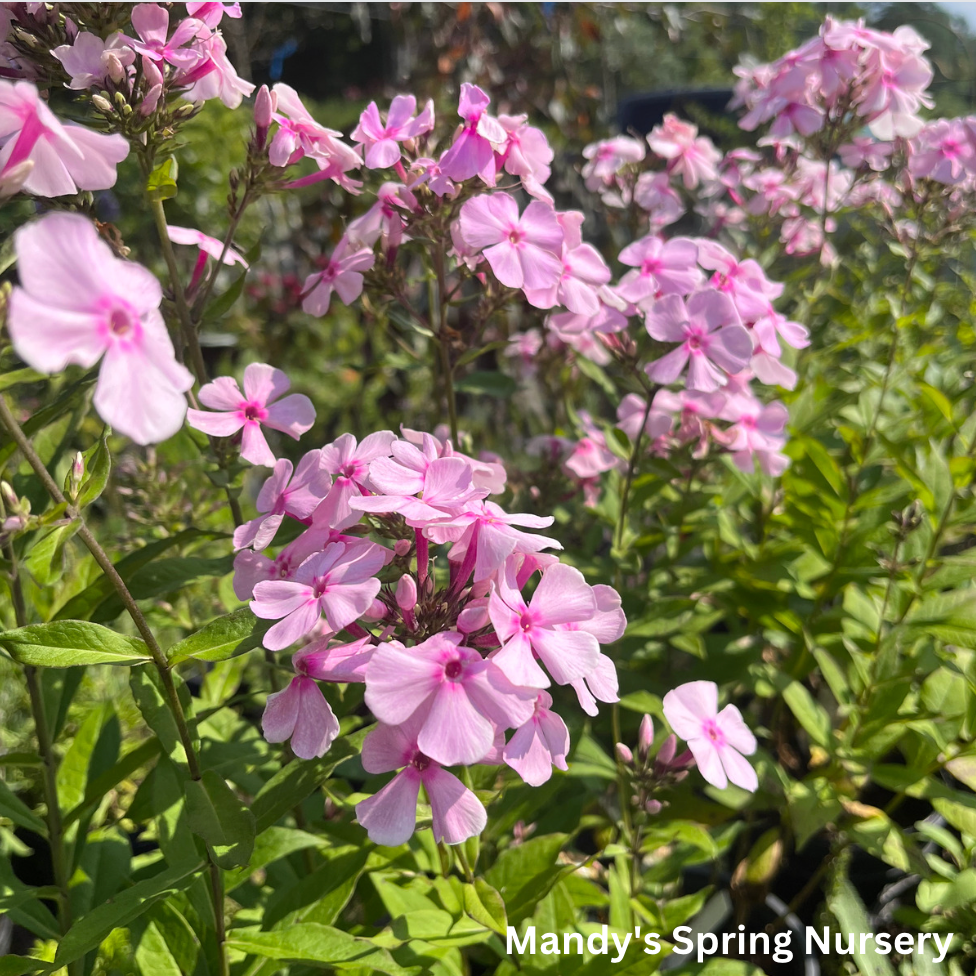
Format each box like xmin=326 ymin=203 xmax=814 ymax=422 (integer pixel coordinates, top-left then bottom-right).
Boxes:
xmin=645 ymin=798 xmax=662 ymax=815
xmin=654 ymin=733 xmax=677 ymax=773
xmin=254 ymin=84 xmax=275 ymax=149
xmin=0 ymin=159 xmax=33 ymax=199
xmin=638 ymin=714 xmax=654 ymax=762
xmin=362 ymin=598 xmax=386 ymax=621
xmin=615 ymin=743 xmax=633 ymax=765
xmin=92 ymin=94 xmax=113 ymax=114
xmin=393 ymin=538 xmax=411 ymax=556
xmin=1 ymin=481 xmax=19 ymax=511
xmin=395 ymin=574 xmax=417 ymax=612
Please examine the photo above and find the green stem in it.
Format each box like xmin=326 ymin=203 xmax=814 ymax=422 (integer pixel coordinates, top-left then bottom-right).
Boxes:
xmin=614 ymin=385 xmax=655 ymax=553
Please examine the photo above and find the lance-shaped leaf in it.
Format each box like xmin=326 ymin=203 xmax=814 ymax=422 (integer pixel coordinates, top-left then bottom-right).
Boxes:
xmin=185 ymin=769 xmax=256 ymax=869
xmin=0 ymin=621 xmax=151 ymax=667
xmin=167 ymin=608 xmax=267 ymax=664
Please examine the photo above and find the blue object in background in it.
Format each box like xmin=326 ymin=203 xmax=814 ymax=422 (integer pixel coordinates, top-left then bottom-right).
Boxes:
xmin=269 ymin=38 xmax=299 ymax=81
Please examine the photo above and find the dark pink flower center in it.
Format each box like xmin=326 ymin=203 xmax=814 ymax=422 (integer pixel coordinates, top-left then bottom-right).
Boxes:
xmin=702 ymin=719 xmax=725 ymax=745
xmin=108 ymin=307 xmax=134 ymax=336
xmin=411 ymin=751 xmax=432 ymax=771
xmin=243 ymin=402 xmax=267 ymax=423
xmin=519 ymin=612 xmax=534 ymax=633
xmin=444 ymin=659 xmax=464 ymax=680
xmin=508 ymin=228 xmax=523 ymax=245
xmin=312 ymin=576 xmax=330 ymax=599
xmin=641 ymin=258 xmax=661 ymax=277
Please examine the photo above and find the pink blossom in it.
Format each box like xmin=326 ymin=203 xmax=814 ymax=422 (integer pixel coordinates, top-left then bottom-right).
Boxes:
xmin=644 ymin=291 xmax=752 ymax=392
xmin=269 ymin=83 xmax=360 ymax=168
xmin=185 ymin=2 xmax=242 ymax=28
xmin=231 ymin=525 xmax=333 ymax=601
xmin=365 ymin=632 xmax=534 ymax=766
xmin=616 ymin=236 xmax=702 ymax=304
xmin=909 ymin=119 xmax=974 ymax=185
xmin=186 ymin=363 xmax=316 ymax=466
xmin=345 ymin=182 xmax=417 ymax=254
xmin=838 ymin=136 xmax=893 ymax=172
xmin=616 ymin=392 xmax=674 ymax=444
xmin=581 ymin=136 xmax=645 ymax=190
xmin=7 ymin=213 xmax=192 ymax=444
xmin=695 ymin=240 xmax=782 ymax=320
xmin=718 ymin=390 xmax=790 ymax=476
xmin=503 ymin=692 xmax=569 ymax=786
xmin=295 ymin=635 xmax=374 ymax=683
xmin=858 ymin=47 xmax=934 ymax=139
xmin=352 ymin=94 xmax=434 ymax=169
xmin=178 ymin=30 xmax=254 ymax=109
xmin=262 ymin=674 xmax=339 ymax=759
xmin=233 ymin=451 xmax=332 ymax=550
xmin=127 ymin=4 xmax=205 ymax=72
xmin=488 ymin=560 xmax=600 ymax=688
xmin=496 ymin=113 xmax=554 ymax=199
xmin=400 ymin=426 xmax=508 ymax=495
xmin=663 ymin=680 xmax=758 ymax=791
xmin=316 ymin=430 xmax=396 ymax=524
xmin=356 ymin=714 xmax=487 ymax=846
xmin=167 ymin=225 xmax=248 ymax=267
xmin=634 ymin=171 xmax=685 ymax=230
xmin=0 ymin=80 xmax=129 ymax=196
xmin=647 ymin=114 xmax=721 ymax=188
xmin=51 ymin=31 xmax=135 ymax=89
xmin=570 ymin=653 xmax=621 ymax=717
xmin=457 ymin=193 xmax=564 ymax=292
xmin=251 ymin=540 xmax=386 ymax=650
xmin=301 ymin=238 xmax=375 ymax=316
xmin=439 ymin=82 xmax=506 ymax=184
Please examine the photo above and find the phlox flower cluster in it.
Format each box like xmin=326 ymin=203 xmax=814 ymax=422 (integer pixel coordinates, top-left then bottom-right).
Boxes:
xmin=200 ymin=398 xmax=635 ymax=846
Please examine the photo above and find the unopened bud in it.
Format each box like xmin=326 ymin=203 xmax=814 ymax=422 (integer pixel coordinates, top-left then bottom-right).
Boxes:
xmin=362 ymin=598 xmax=386 ymax=621
xmin=638 ymin=714 xmax=654 ymax=762
xmin=645 ymin=798 xmax=662 ymax=815
xmin=0 ymin=159 xmax=33 ymax=199
xmin=113 ymin=90 xmax=127 ymax=110
xmin=654 ymin=733 xmax=677 ymax=772
xmin=615 ymin=743 xmax=633 ymax=765
xmin=92 ymin=94 xmax=113 ymax=114
xmin=395 ymin=574 xmax=418 ymax=612
xmin=106 ymin=52 xmax=125 ymax=83
xmin=72 ymin=452 xmax=84 ymax=482
xmin=393 ymin=538 xmax=412 ymax=557
xmin=1 ymin=481 xmax=19 ymax=511
xmin=254 ymin=84 xmax=274 ymax=147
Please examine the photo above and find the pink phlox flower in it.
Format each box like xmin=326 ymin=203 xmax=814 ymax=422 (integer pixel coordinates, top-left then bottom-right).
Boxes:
xmin=616 ymin=235 xmax=702 ymax=305
xmin=616 ymin=392 xmax=675 ymax=443
xmin=262 ymin=674 xmax=339 ymax=759
xmin=352 ymin=94 xmax=434 ymax=169
xmin=505 ymin=329 xmax=544 ymax=377
xmin=909 ymin=119 xmax=974 ymax=185
xmin=186 ymin=2 xmax=243 ymax=28
xmin=858 ymin=46 xmax=934 ymax=139
xmin=301 ymin=236 xmax=375 ymax=316
xmin=458 ymin=192 xmax=564 ymax=292
xmin=294 ymin=634 xmax=374 ymax=683
xmin=7 ymin=212 xmax=192 ymax=444
xmin=355 ymin=712 xmax=487 ymax=846
xmin=718 ymin=390 xmax=790 ymax=476
xmin=268 ymin=82 xmax=359 ymax=167
xmin=251 ymin=539 xmax=387 ymax=650
xmin=400 ymin=426 xmax=507 ymax=495
xmin=178 ymin=29 xmax=254 ymax=109
xmin=425 ymin=500 xmax=561 ymax=584
xmin=231 ymin=525 xmax=332 ymax=601
xmin=350 ymin=452 xmax=488 ymax=525
xmin=233 ymin=450 xmax=332 ymax=551
xmin=315 ymin=430 xmax=396 ymax=524
xmin=633 ymin=171 xmax=685 ymax=230
xmin=410 ymin=156 xmax=456 ymax=197
xmin=52 ymin=31 xmax=134 ymax=89
xmin=663 ymin=680 xmax=758 ymax=791
xmin=0 ymin=80 xmax=129 ymax=196
xmin=138 ymin=56 xmax=164 ymax=116
xmin=838 ymin=136 xmax=893 ymax=172
xmin=742 ymin=168 xmax=800 ymax=218
xmin=696 ymin=240 xmax=782 ymax=320
xmin=503 ymin=691 xmax=569 ymax=786
xmin=488 ymin=558 xmax=601 ymax=689
xmin=187 ymin=363 xmax=315 ymax=467
xmin=345 ymin=182 xmax=418 ymax=253
xmin=581 ymin=136 xmax=645 ymax=190
xmin=364 ymin=632 xmax=535 ymax=766
xmin=127 ymin=4 xmax=206 ymax=71
xmin=645 ymin=290 xmax=752 ymax=392
xmin=496 ymin=113 xmax=554 ymax=200
xmin=647 ymin=114 xmax=721 ymax=189
xmin=545 ymin=301 xmax=630 ymax=367
xmin=654 ymin=388 xmax=725 ymax=458
xmin=569 ymin=652 xmax=620 ymax=717
xmin=438 ymin=82 xmax=506 ymax=184
xmin=166 ymin=224 xmax=247 ymax=266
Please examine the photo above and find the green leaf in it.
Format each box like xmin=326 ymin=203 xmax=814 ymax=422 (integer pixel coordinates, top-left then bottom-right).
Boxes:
xmin=166 ymin=608 xmax=266 ymax=664
xmin=0 ymin=368 xmax=45 ymax=392
xmin=905 ymin=591 xmax=976 ymax=648
xmin=0 ymin=620 xmax=152 ymax=667
xmin=77 ymin=430 xmax=111 ymax=508
xmin=225 ymin=923 xmax=416 ymax=975
xmin=202 ymin=270 xmax=247 ymax=324
xmin=0 ymin=957 xmax=45 ymax=975
xmin=134 ymin=920 xmax=183 ymax=976
xmin=462 ymin=879 xmax=507 ymax=936
xmin=147 ymin=156 xmax=178 ymax=200
xmin=53 ymin=859 xmax=204 ymax=969
xmin=129 ymin=667 xmax=191 ymax=766
xmin=57 ymin=702 xmax=116 ymax=812
xmin=0 ymin=779 xmax=46 ymax=834
xmin=64 ymin=738 xmax=162 ymax=827
xmin=827 ymin=869 xmax=896 ymax=976
xmin=252 ymin=733 xmax=364 ymax=832
xmin=775 ymin=676 xmax=832 ymax=748
xmin=184 ymin=769 xmax=256 ymax=869
xmin=23 ymin=521 xmax=80 ymax=586
xmin=484 ymin=833 xmax=569 ymax=924
xmin=454 ymin=371 xmax=516 ymax=398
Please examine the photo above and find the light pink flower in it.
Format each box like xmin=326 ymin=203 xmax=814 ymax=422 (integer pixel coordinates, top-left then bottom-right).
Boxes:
xmin=0 ymin=80 xmax=129 ymax=196
xmin=251 ymin=540 xmax=386 ymax=650
xmin=570 ymin=652 xmax=620 ymax=717
xmin=262 ymin=674 xmax=339 ymax=759
xmin=187 ymin=363 xmax=314 ymax=466
xmin=185 ymin=1 xmax=242 ymax=28
xmin=488 ymin=560 xmax=600 ymax=688
xmin=581 ymin=136 xmax=645 ymax=190
xmin=352 ymin=95 xmax=434 ymax=169
xmin=647 ymin=114 xmax=721 ymax=189
xmin=496 ymin=113 xmax=554 ymax=198
xmin=457 ymin=193 xmax=564 ymax=291
xmin=663 ymin=680 xmax=758 ymax=791
xmin=7 ymin=213 xmax=192 ymax=444
xmin=838 ymin=136 xmax=893 ymax=172
xmin=909 ymin=119 xmax=974 ymax=185
xmin=718 ymin=390 xmax=790 ymax=476
xmin=51 ymin=31 xmax=135 ymax=89
xmin=439 ymin=82 xmax=506 ymax=184
xmin=315 ymin=430 xmax=396 ymax=524
xmin=345 ymin=182 xmax=417 ymax=254
xmin=269 ymin=83 xmax=359 ymax=168
xmin=356 ymin=714 xmax=487 ymax=846
xmin=295 ymin=635 xmax=374 ymax=683
xmin=128 ymin=4 xmax=205 ymax=71
xmin=167 ymin=225 xmax=247 ymax=267
xmin=634 ymin=171 xmax=685 ymax=230
xmin=644 ymin=291 xmax=752 ymax=392
xmin=365 ymin=632 xmax=534 ymax=766
xmin=301 ymin=238 xmax=375 ymax=317
xmin=178 ymin=30 xmax=254 ymax=109
xmin=503 ymin=691 xmax=569 ymax=786
xmin=233 ymin=450 xmax=332 ymax=550
xmin=616 ymin=236 xmax=702 ymax=304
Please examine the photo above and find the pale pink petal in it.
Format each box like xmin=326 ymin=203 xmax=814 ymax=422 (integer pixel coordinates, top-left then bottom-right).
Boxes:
xmin=419 ymin=683 xmax=495 ymax=766
xmin=645 ymin=345 xmax=690 ymax=385
xmin=688 ymin=737 xmax=727 ymax=789
xmin=364 ymin=641 xmax=442 ymax=723
xmin=198 ymin=375 xmax=244 ymax=410
xmin=483 ymin=241 xmax=523 ymax=288
xmin=357 ymin=768 xmax=421 ymax=846
xmin=264 ymin=393 xmax=316 ymax=439
xmin=360 ymin=721 xmax=417 ymax=774
xmin=241 ymin=423 xmax=276 ymax=466
xmin=7 ymin=292 xmax=106 ymax=372
xmin=262 ymin=601 xmax=322 ymax=650
xmin=491 ymin=631 xmax=550 ymax=689
xmin=242 ymin=362 xmax=290 ymax=405
xmin=530 ymin=564 xmax=596 ymax=626
xmin=290 ymin=677 xmax=340 ymax=759
xmin=663 ymin=681 xmax=715 ymax=739
xmin=186 ymin=409 xmax=244 ymax=437
xmin=503 ymin=719 xmax=554 ymax=786
xmin=720 ymin=745 xmax=758 ymax=791
xmin=422 ymin=766 xmax=487 ymax=844
xmin=262 ymin=679 xmax=300 ymax=743
xmin=530 ymin=627 xmax=601 ymax=685
xmin=716 ymin=703 xmax=757 ymax=755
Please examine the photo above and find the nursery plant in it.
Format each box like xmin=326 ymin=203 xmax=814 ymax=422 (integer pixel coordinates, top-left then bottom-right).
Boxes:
xmin=0 ymin=4 xmax=975 ymax=976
